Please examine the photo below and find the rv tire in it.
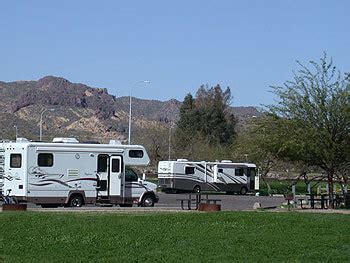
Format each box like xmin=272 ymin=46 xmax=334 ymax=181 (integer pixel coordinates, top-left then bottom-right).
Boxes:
xmin=240 ymin=187 xmax=248 ymax=195
xmin=141 ymin=195 xmax=155 ymax=207
xmin=193 ymin=185 xmax=201 ymax=193
xmin=68 ymin=194 xmax=84 ymax=207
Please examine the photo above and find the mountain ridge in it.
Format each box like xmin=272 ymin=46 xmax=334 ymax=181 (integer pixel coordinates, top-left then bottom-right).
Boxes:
xmin=0 ymin=76 xmax=262 ymax=142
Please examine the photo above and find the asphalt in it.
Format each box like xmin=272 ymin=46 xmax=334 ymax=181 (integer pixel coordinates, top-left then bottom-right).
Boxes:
xmin=1 ymin=192 xmax=286 ymax=212
xmin=156 ymin=192 xmax=284 ymax=211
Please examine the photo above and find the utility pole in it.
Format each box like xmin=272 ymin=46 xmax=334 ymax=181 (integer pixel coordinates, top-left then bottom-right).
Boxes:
xmin=13 ymin=125 xmax=18 ymax=140
xmin=40 ymin=108 xmax=55 ymax=141
xmin=168 ymin=124 xmax=175 ymax=161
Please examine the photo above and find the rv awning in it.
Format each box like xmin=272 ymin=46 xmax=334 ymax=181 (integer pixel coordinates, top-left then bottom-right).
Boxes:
xmin=36 ymin=147 xmax=124 ymax=153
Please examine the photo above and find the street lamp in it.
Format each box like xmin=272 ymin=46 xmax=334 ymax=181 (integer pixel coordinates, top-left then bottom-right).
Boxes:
xmin=40 ymin=108 xmax=55 ymax=141
xmin=128 ymin=80 xmax=150 ymax=144
xmin=168 ymin=123 xmax=175 ymax=161
xmin=13 ymin=125 xmax=18 ymax=140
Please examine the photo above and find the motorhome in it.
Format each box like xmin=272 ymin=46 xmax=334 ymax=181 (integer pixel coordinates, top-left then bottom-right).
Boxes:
xmin=158 ymin=159 xmax=259 ymax=194
xmin=2 ymin=138 xmax=158 ymax=207
xmin=0 ymin=142 xmax=5 ymax=194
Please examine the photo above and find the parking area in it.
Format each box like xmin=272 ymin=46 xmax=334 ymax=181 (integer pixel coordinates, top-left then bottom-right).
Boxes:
xmin=156 ymin=193 xmax=285 ymax=211
xmin=2 ymin=193 xmax=285 ymax=212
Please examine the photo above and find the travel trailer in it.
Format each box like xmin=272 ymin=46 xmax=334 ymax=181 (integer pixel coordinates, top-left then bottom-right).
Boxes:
xmin=2 ymin=138 xmax=158 ymax=207
xmin=158 ymin=159 xmax=259 ymax=194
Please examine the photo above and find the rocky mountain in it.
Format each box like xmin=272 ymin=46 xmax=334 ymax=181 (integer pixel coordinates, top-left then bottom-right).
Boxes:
xmin=0 ymin=76 xmax=262 ymax=143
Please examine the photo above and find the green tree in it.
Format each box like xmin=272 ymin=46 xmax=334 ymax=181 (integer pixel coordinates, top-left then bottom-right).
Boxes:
xmin=231 ymin=117 xmax=282 ymax=195
xmin=177 ymin=93 xmax=198 ymax=134
xmin=232 ymin=117 xmax=319 ymax=196
xmin=174 ymin=85 xmax=236 ymax=160
xmin=195 ymin=85 xmax=236 ymax=144
xmin=264 ymin=54 xmax=349 ymax=205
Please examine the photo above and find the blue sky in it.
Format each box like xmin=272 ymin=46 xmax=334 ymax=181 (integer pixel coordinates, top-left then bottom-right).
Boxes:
xmin=0 ymin=1 xmax=348 ymax=106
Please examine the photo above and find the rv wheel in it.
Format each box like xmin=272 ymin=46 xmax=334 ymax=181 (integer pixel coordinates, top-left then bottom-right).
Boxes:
xmin=68 ymin=195 xmax=84 ymax=207
xmin=240 ymin=187 xmax=248 ymax=195
xmin=193 ymin=185 xmax=201 ymax=193
xmin=141 ymin=195 xmax=155 ymax=207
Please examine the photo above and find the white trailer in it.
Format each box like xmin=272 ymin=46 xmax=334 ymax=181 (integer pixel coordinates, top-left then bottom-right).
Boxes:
xmin=158 ymin=159 xmax=259 ymax=194
xmin=2 ymin=138 xmax=158 ymax=207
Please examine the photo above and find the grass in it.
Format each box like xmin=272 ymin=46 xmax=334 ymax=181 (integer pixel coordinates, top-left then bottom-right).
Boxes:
xmin=1 ymin=211 xmax=349 ymax=262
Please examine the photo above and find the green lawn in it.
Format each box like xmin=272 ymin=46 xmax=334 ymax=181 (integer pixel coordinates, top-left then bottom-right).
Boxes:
xmin=1 ymin=211 xmax=349 ymax=262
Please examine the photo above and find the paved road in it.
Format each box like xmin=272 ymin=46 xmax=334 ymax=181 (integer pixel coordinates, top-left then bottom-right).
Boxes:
xmin=156 ymin=193 xmax=285 ymax=211
xmin=3 ymin=193 xmax=285 ymax=211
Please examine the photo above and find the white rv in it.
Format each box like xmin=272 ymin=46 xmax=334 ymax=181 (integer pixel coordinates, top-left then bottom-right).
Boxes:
xmin=2 ymin=138 xmax=158 ymax=207
xmin=0 ymin=142 xmax=5 ymax=194
xmin=158 ymin=160 xmax=259 ymax=194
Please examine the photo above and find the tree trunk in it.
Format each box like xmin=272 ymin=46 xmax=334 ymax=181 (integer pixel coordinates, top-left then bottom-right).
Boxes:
xmin=327 ymin=171 xmax=334 ymax=209
xmin=260 ymin=171 xmax=272 ymax=196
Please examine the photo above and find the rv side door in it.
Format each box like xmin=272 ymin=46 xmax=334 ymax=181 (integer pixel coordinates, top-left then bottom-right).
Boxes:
xmin=109 ymin=156 xmax=123 ymax=196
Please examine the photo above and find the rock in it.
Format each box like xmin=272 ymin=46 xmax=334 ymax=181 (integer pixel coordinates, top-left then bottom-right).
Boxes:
xmin=253 ymin=202 xmax=261 ymax=210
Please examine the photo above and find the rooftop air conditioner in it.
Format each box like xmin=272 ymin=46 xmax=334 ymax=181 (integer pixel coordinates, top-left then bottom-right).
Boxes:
xmin=16 ymin=137 xmax=30 ymax=143
xmin=52 ymin=137 xmax=79 ymax=143
xmin=109 ymin=140 xmax=122 ymax=145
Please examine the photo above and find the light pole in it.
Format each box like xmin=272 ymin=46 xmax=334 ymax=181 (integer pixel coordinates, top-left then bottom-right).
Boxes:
xmin=168 ymin=123 xmax=175 ymax=161
xmin=40 ymin=108 xmax=55 ymax=141
xmin=128 ymin=80 xmax=150 ymax=144
xmin=13 ymin=125 xmax=18 ymax=140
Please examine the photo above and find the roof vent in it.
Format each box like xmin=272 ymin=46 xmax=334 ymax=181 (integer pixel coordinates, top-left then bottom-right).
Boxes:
xmin=109 ymin=140 xmax=122 ymax=145
xmin=52 ymin=137 xmax=79 ymax=143
xmin=16 ymin=137 xmax=29 ymax=143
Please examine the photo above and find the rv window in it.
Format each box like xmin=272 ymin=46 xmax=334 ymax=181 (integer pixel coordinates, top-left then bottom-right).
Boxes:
xmin=38 ymin=153 xmax=53 ymax=167
xmin=129 ymin=150 xmax=144 ymax=158
xmin=10 ymin=154 xmax=21 ymax=168
xmin=218 ymin=168 xmax=223 ymax=173
xmin=125 ymin=167 xmax=138 ymax=182
xmin=235 ymin=168 xmax=244 ymax=176
xmin=185 ymin=166 xmax=195 ymax=175
xmin=97 ymin=155 xmax=108 ymax=172
xmin=111 ymin=159 xmax=120 ymax=173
